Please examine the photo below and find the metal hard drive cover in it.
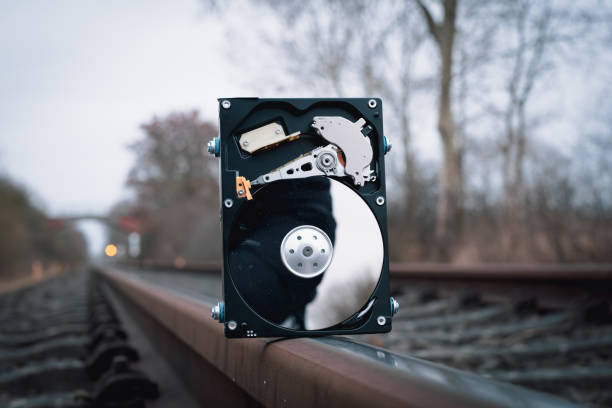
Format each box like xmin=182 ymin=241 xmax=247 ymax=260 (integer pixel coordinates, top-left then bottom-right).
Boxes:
xmin=216 ymin=98 xmax=392 ymax=338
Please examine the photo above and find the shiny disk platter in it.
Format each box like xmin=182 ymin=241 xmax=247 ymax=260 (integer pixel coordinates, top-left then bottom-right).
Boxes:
xmin=229 ymin=177 xmax=384 ymax=330
xmin=212 ymin=98 xmax=397 ymax=338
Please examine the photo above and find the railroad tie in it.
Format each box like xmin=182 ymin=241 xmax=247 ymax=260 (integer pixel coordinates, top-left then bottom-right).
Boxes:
xmin=0 ymin=269 xmax=159 ymax=408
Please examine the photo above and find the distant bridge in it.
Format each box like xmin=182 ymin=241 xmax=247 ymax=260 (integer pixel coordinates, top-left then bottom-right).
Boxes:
xmin=46 ymin=214 xmax=141 ymax=233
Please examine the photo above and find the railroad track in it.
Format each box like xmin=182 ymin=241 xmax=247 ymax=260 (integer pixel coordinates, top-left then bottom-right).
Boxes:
xmin=2 ymin=264 xmax=610 ymax=407
xmin=0 ymin=270 xmax=162 ymax=407
xmin=384 ymin=265 xmax=612 ymax=407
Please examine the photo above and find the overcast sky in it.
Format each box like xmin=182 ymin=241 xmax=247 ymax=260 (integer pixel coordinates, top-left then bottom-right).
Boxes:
xmin=0 ymin=0 xmax=252 ymax=216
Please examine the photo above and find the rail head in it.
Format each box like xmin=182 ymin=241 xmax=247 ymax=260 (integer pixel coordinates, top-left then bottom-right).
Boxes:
xmin=390 ymin=263 xmax=612 ymax=280
xmin=98 ymin=267 xmax=580 ymax=408
xmin=117 ymin=260 xmax=612 ymax=281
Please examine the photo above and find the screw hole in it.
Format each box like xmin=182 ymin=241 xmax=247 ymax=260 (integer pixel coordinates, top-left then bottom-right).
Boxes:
xmin=289 ymin=249 xmax=294 ymax=254
xmin=297 ymin=236 xmax=302 ymax=240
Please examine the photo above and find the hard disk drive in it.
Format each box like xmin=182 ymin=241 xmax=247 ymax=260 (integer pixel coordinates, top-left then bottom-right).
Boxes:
xmin=209 ymin=98 xmax=398 ymax=338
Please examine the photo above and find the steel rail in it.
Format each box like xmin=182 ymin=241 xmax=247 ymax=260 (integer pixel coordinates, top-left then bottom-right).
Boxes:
xmin=116 ymin=260 xmax=612 ymax=280
xmin=98 ymin=267 xmax=580 ymax=408
xmin=389 ymin=263 xmax=612 ymax=280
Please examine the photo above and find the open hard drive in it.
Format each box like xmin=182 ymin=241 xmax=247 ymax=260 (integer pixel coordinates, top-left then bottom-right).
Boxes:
xmin=209 ymin=98 xmax=398 ymax=338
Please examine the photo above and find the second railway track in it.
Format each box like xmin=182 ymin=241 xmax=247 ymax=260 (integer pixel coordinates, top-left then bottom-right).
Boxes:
xmin=385 ymin=265 xmax=612 ymax=407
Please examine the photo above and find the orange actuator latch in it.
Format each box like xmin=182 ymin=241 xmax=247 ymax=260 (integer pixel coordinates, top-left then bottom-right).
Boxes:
xmin=236 ymin=176 xmax=253 ymax=200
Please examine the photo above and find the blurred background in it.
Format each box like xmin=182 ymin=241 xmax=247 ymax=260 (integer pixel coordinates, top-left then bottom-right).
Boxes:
xmin=1 ymin=0 xmax=611 ymax=285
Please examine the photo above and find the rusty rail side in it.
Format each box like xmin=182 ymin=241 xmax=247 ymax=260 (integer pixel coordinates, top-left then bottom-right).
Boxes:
xmin=98 ymin=267 xmax=579 ymax=408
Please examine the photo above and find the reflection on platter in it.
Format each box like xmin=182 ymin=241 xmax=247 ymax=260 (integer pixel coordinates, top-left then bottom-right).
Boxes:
xmin=228 ymin=177 xmax=384 ymax=330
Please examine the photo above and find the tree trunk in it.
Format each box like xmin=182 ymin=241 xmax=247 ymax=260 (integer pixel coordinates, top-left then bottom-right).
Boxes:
xmin=436 ymin=135 xmax=462 ymax=260
xmin=400 ymin=90 xmax=419 ymax=220
xmin=419 ymin=0 xmax=462 ymax=260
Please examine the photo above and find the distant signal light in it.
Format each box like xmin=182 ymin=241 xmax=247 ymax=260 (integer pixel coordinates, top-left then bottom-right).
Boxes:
xmin=105 ymin=244 xmax=118 ymax=257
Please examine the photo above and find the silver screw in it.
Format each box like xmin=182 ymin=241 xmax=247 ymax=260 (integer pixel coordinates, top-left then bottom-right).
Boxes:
xmin=224 ymin=198 xmax=234 ymax=208
xmin=390 ymin=297 xmax=399 ymax=316
xmin=237 ymin=189 xmax=244 ymax=195
xmin=384 ymin=136 xmax=392 ymax=154
xmin=207 ymin=138 xmax=220 ymax=157
xmin=377 ymin=316 xmax=386 ymax=326
xmin=376 ymin=196 xmax=385 ymax=206
xmin=242 ymin=140 xmax=249 ymax=147
xmin=227 ymin=320 xmax=237 ymax=330
xmin=221 ymin=100 xmax=231 ymax=109
xmin=368 ymin=99 xmax=377 ymax=109
xmin=211 ymin=301 xmax=224 ymax=322
xmin=275 ymin=128 xmax=282 ymax=134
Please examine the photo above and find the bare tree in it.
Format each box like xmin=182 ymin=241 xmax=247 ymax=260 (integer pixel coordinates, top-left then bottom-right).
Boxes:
xmin=500 ymin=2 xmax=552 ymax=236
xmin=415 ymin=0 xmax=462 ymax=259
xmin=488 ymin=1 xmax=600 ymax=252
xmin=125 ymin=111 xmax=220 ymax=263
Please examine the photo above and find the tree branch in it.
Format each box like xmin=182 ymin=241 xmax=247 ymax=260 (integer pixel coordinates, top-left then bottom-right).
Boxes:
xmin=415 ymin=0 xmax=441 ymax=44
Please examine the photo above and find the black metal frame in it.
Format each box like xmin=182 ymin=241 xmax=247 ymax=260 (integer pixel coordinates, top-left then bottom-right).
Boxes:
xmin=218 ymin=98 xmax=390 ymax=338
